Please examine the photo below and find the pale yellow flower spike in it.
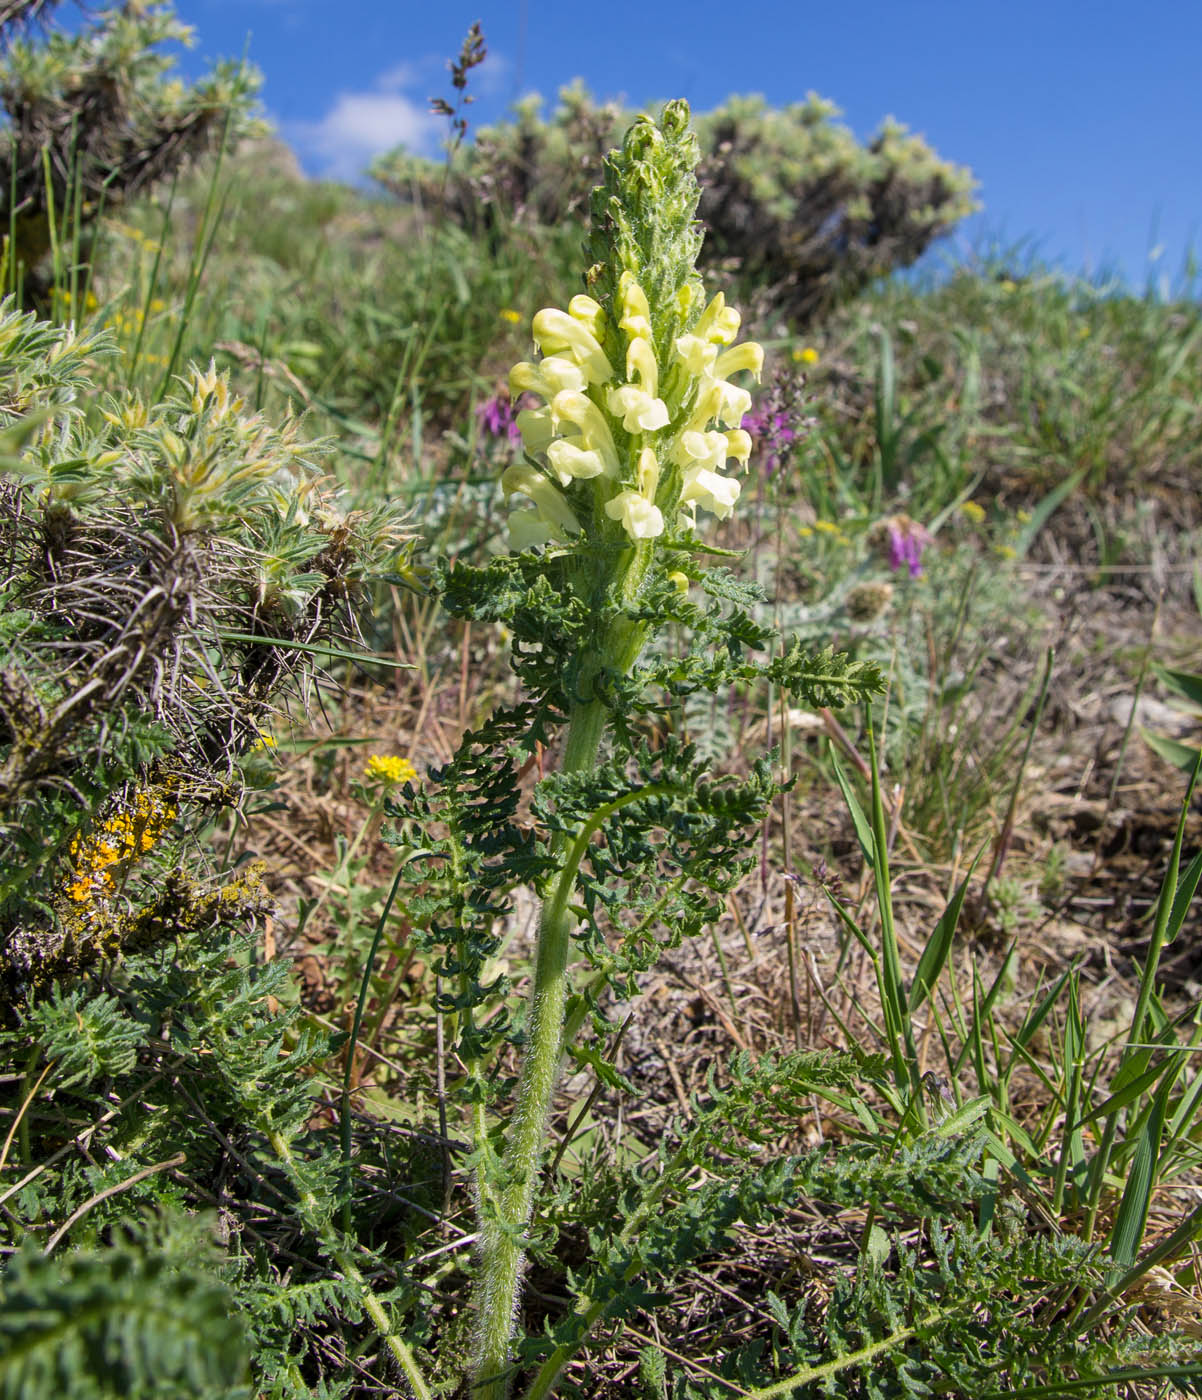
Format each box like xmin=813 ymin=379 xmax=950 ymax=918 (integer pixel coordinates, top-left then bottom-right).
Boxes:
xmin=549 ymin=391 xmax=620 ymax=469
xmin=605 ymin=490 xmax=664 ymax=540
xmin=609 ymin=384 xmax=670 ymax=434
xmin=626 ymin=337 xmax=660 ymax=397
xmin=674 ymin=332 xmax=718 ymax=377
xmin=693 ymin=291 xmax=741 ymax=346
xmin=715 ymin=342 xmax=764 ymax=381
xmin=509 ymin=357 xmax=587 ymax=400
xmin=567 ymin=294 xmax=605 ymax=337
xmin=516 ymin=407 xmax=555 ymax=454
xmin=546 ymin=439 xmax=612 ymax=485
xmin=681 ymin=463 xmax=740 ymax=520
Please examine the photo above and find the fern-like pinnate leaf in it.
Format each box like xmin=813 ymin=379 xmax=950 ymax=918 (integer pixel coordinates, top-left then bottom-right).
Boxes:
xmin=0 ymin=1233 xmax=248 ymax=1399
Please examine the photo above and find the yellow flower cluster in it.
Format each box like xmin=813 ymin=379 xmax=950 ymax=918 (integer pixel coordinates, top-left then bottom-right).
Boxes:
xmin=105 ymin=299 xmax=167 ymax=341
xmin=51 ymin=287 xmax=100 ymax=315
xmin=66 ymin=788 xmax=177 ymax=907
xmin=364 ymin=754 xmax=418 ymax=787
xmin=502 ymin=277 xmax=762 ymax=547
xmin=799 ymin=519 xmax=851 ymax=544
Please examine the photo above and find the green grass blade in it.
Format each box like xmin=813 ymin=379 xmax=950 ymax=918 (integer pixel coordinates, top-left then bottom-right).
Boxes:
xmin=1154 ymin=663 xmax=1202 ymax=710
xmin=1124 ymin=747 xmax=1202 ymax=1055
xmin=213 ymin=630 xmax=414 ymax=669
xmin=1013 ymin=968 xmax=1075 ymax=1049
xmin=1165 ymin=847 xmax=1202 ymax=944
xmin=979 ymin=1362 xmax=1202 ymax=1398
xmin=1013 ymin=465 xmax=1088 ymax=558
xmin=908 ymin=854 xmax=981 ymax=1012
xmin=1107 ymin=1070 xmax=1175 ymax=1278
xmin=952 ymin=943 xmax=1018 ymax=1079
xmin=1070 ymin=1053 xmax=1184 ymax=1133
xmin=1140 ymin=725 xmax=1201 ymax=772
xmin=828 ymin=743 xmax=875 ymax=870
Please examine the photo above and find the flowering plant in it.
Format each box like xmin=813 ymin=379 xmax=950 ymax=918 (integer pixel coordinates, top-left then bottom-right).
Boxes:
xmin=385 ymin=101 xmax=884 ymax=1397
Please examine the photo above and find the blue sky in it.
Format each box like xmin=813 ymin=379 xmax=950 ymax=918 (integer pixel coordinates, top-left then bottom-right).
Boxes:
xmin=170 ymin=0 xmax=1200 ymax=290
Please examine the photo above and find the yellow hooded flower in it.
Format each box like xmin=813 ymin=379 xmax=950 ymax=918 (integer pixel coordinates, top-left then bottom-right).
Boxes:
xmin=531 ymin=309 xmax=614 ymax=384
xmin=501 ymin=464 xmax=582 ymax=537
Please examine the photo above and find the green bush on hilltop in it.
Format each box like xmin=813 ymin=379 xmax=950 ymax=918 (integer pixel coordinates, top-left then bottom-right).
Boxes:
xmin=0 ymin=0 xmax=259 ymax=298
xmin=372 ymin=83 xmax=978 ymax=326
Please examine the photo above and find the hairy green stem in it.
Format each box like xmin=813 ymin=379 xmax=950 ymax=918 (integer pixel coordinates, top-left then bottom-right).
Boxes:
xmin=267 ymin=1127 xmax=432 ymax=1399
xmin=470 ymin=697 xmax=605 ymax=1398
xmin=471 ymin=545 xmax=651 ymax=1397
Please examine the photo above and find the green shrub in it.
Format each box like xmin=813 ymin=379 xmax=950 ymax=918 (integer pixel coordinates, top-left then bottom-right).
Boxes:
xmin=0 ymin=299 xmax=412 ymax=993
xmin=372 ymin=84 xmax=978 ymax=327
xmin=0 ymin=0 xmax=259 ymax=298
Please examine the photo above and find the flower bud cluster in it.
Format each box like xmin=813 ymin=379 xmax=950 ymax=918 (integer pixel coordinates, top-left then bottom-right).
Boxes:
xmin=502 ymin=274 xmax=762 ymax=549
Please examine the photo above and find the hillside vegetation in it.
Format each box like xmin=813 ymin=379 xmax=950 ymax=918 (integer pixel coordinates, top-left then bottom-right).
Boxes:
xmin=2 ymin=11 xmax=1201 ymax=1399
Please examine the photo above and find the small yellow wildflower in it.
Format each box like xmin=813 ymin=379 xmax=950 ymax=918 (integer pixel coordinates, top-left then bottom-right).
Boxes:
xmin=798 ymin=525 xmax=814 ymax=538
xmin=250 ymin=730 xmax=277 ymax=753
xmin=365 ymin=754 xmax=418 ymax=787
xmin=792 ymin=346 xmax=819 ymax=366
xmin=958 ymin=500 xmax=986 ymax=524
xmin=814 ymin=519 xmax=842 ymax=536
xmin=499 ymin=308 xmax=523 ymax=325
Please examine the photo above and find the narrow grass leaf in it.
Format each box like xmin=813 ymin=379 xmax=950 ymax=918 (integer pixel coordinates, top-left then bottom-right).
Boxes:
xmin=979 ymin=1362 xmax=1202 ymax=1398
xmin=1068 ymin=1054 xmax=1182 ymax=1133
xmin=952 ymin=944 xmax=1018 ymax=1079
xmin=214 ymin=630 xmax=414 ymax=668
xmin=908 ymin=855 xmax=981 ymax=1012
xmin=1013 ymin=968 xmax=1074 ymax=1049
xmin=1165 ymin=848 xmax=1202 ymax=945
xmin=1107 ymin=1071 xmax=1174 ymax=1277
xmin=828 ymin=743 xmax=875 ymax=870
xmin=1140 ymin=725 xmax=1202 ymax=772
xmin=1154 ymin=664 xmax=1202 ymax=711
xmin=1013 ymin=465 xmax=1088 ymax=558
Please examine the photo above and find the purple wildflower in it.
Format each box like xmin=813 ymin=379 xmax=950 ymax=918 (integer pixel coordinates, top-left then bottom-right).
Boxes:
xmin=884 ymin=516 xmax=933 ymax=578
xmin=477 ymin=392 xmax=521 ymax=442
xmin=744 ymin=407 xmax=798 ymax=476
xmin=744 ymin=368 xmax=814 ymax=477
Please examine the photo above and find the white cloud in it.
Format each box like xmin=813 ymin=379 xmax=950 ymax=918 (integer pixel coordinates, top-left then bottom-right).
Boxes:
xmin=289 ymin=86 xmax=441 ymax=181
xmin=285 ymin=42 xmax=514 ymax=183
xmin=375 ymin=62 xmax=424 ymax=94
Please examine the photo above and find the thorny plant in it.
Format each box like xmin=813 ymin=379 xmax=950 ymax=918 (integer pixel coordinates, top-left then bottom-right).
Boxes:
xmin=0 ymin=300 xmax=414 ymax=993
xmin=0 ymin=0 xmax=259 ymax=302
